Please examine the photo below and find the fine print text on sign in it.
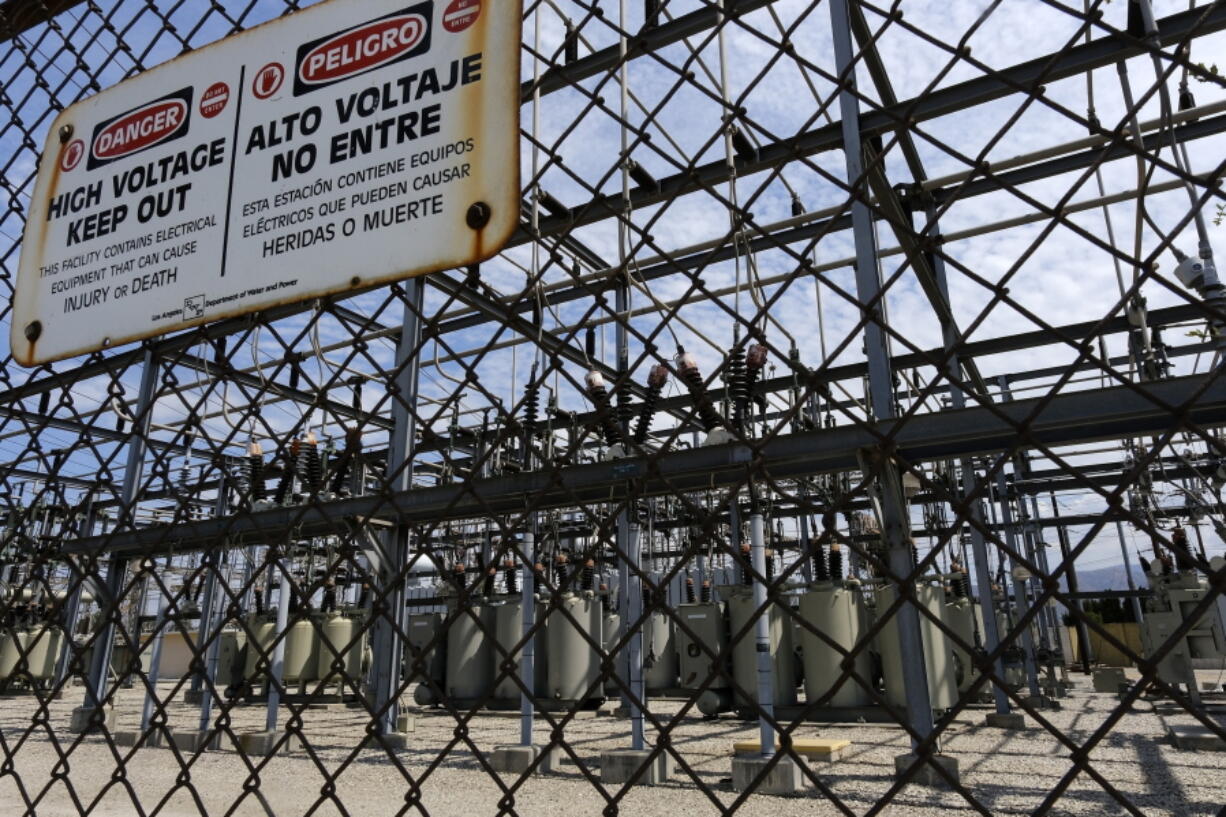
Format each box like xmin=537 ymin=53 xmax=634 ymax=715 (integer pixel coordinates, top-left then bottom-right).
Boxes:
xmin=12 ymin=0 xmax=520 ymax=366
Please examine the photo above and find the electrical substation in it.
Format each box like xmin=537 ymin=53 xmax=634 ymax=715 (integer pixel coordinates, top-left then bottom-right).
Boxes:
xmin=1 ymin=0 xmax=1225 ymax=815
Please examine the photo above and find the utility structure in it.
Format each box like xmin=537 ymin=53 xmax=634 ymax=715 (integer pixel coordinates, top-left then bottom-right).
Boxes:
xmin=1 ymin=0 xmax=1225 ymax=813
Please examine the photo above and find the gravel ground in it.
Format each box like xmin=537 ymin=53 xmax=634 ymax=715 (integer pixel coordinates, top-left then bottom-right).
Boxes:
xmin=0 ymin=670 xmax=1223 ymax=817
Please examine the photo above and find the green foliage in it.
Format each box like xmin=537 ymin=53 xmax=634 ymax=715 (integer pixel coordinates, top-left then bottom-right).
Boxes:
xmin=1077 ymin=596 xmax=1138 ymax=625
xmin=1192 ymin=61 xmax=1221 ymax=85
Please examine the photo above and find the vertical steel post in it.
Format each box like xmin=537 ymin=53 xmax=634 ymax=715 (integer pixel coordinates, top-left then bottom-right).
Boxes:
xmin=139 ymin=579 xmax=169 ymax=735
xmin=198 ymin=482 xmax=232 ymax=732
xmin=964 ymin=465 xmax=1012 ymax=714
xmin=829 ymin=0 xmax=935 ymax=750
xmin=519 ymin=531 xmax=535 ymax=746
xmin=264 ymin=560 xmax=292 ymax=732
xmin=930 ymin=217 xmax=1011 ymax=716
xmin=748 ymin=508 xmax=774 ymax=757
xmin=798 ymin=492 xmax=814 ymax=584
xmin=994 ymin=472 xmax=1042 ymax=699
xmin=1050 ymin=495 xmax=1092 ymax=673
xmin=619 ymin=508 xmax=646 ymax=750
xmin=1114 ymin=521 xmax=1145 ymax=624
xmin=55 ymin=501 xmax=96 ymax=688
xmin=374 ymin=277 xmax=425 ymax=735
xmin=81 ymin=348 xmax=157 ymax=717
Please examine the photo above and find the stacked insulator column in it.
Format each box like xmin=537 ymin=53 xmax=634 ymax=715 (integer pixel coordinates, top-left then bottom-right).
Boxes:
xmin=677 ymin=351 xmax=725 ymax=432
xmin=302 ymin=432 xmax=323 ymax=495
xmin=746 ymin=343 xmax=768 ymax=422
xmin=246 ymin=441 xmax=266 ymax=502
xmin=273 ymin=438 xmax=300 ymax=504
xmin=725 ymin=346 xmax=748 ymax=430
xmin=584 ymin=371 xmax=624 ymax=446
xmin=633 ymin=364 xmax=669 ymax=445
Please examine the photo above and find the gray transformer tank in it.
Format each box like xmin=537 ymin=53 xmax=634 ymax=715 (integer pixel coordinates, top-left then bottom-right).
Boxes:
xmin=544 ymin=592 xmax=604 ymax=709
xmin=673 ymin=600 xmax=734 ymax=715
xmin=444 ymin=602 xmax=497 ymax=705
xmin=876 ymin=583 xmax=958 ymax=711
xmin=491 ymin=599 xmax=547 ymax=706
xmin=727 ymin=587 xmax=799 ymax=713
xmin=797 ymin=584 xmax=872 ymax=707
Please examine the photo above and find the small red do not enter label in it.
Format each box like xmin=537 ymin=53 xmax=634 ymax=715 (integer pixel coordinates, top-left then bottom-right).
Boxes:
xmin=443 ymin=0 xmax=481 ymax=33
xmin=199 ymin=82 xmax=230 ymax=118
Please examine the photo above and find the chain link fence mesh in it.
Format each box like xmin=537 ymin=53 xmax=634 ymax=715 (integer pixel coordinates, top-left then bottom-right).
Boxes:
xmin=2 ymin=0 xmax=1226 ymax=815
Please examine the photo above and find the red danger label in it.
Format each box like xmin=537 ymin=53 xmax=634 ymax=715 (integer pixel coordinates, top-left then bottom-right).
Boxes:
xmin=199 ymin=82 xmax=230 ymax=118
xmin=293 ymin=2 xmax=433 ymax=95
xmin=443 ymin=0 xmax=480 ymax=33
xmin=87 ymin=88 xmax=192 ymax=170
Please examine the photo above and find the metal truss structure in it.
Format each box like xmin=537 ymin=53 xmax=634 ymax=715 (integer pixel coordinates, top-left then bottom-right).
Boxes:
xmin=1 ymin=0 xmax=1225 ymax=815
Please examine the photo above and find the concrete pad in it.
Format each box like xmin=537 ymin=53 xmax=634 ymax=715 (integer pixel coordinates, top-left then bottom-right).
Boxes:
xmin=172 ymin=729 xmax=220 ymax=752
xmin=1168 ymin=724 xmax=1226 ymax=751
xmin=984 ymin=712 xmax=1026 ymax=730
xmin=69 ymin=706 xmax=116 ymax=734
xmin=731 ymin=755 xmax=801 ymax=794
xmin=491 ymin=744 xmax=559 ymax=774
xmin=733 ymin=738 xmax=850 ymax=762
xmin=114 ymin=729 xmax=173 ymax=748
xmin=894 ymin=753 xmax=960 ymax=787
xmin=1093 ymin=668 xmax=1127 ymax=693
xmin=238 ymin=731 xmax=301 ymax=756
xmin=381 ymin=733 xmax=410 ymax=751
xmin=600 ymin=749 xmax=671 ymax=785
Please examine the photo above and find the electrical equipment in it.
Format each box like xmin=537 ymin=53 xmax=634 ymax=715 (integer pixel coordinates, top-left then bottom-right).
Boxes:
xmin=673 ymin=601 xmax=734 ymax=715
xmin=876 ymin=584 xmax=958 ymax=711
xmin=727 ymin=587 xmax=798 ymax=712
xmin=798 ymin=584 xmax=872 ymax=707
xmin=1141 ymin=570 xmax=1226 ymax=687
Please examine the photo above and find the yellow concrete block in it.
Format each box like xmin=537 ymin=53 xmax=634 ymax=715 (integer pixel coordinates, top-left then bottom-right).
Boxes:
xmin=733 ymin=738 xmax=850 ymax=758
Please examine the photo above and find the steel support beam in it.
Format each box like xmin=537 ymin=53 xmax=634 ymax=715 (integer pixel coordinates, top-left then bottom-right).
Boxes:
xmin=60 ymin=374 xmax=1226 ymax=557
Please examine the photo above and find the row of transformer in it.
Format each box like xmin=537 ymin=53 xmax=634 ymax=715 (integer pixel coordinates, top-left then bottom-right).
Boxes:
xmin=401 ymin=577 xmax=1002 ymax=717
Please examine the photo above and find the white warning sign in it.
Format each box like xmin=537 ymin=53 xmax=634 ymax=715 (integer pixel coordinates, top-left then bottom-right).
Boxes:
xmin=11 ymin=0 xmax=521 ymax=366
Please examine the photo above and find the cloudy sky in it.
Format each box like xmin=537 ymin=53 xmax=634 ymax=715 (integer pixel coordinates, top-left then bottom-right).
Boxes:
xmin=1 ymin=0 xmax=1224 ymax=583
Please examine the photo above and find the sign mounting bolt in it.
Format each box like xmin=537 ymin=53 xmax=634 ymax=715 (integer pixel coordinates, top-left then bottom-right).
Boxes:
xmin=24 ymin=321 xmax=41 ymax=342
xmin=58 ymin=124 xmax=73 ymax=143
xmin=466 ymin=202 xmax=491 ymax=230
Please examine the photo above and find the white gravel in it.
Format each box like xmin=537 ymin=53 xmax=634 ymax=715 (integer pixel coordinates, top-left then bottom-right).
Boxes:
xmin=0 ymin=670 xmax=1222 ymax=817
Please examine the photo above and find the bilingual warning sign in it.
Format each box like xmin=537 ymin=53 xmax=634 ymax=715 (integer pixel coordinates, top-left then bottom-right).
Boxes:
xmin=11 ymin=0 xmax=521 ymax=366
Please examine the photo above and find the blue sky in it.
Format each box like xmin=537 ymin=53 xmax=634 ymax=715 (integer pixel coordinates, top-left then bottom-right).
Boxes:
xmin=1 ymin=0 xmax=1224 ymax=581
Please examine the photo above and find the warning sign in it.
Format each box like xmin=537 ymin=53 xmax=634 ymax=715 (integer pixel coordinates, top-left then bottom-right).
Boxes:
xmin=11 ymin=0 xmax=521 ymax=366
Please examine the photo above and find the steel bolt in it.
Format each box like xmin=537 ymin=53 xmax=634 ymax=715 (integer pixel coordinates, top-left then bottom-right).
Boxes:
xmin=58 ymin=124 xmax=73 ymax=143
xmin=466 ymin=201 xmax=491 ymax=230
xmin=24 ymin=321 xmax=41 ymax=342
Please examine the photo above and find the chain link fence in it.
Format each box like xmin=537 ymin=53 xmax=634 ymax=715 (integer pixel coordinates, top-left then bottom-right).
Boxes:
xmin=2 ymin=0 xmax=1226 ymax=815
